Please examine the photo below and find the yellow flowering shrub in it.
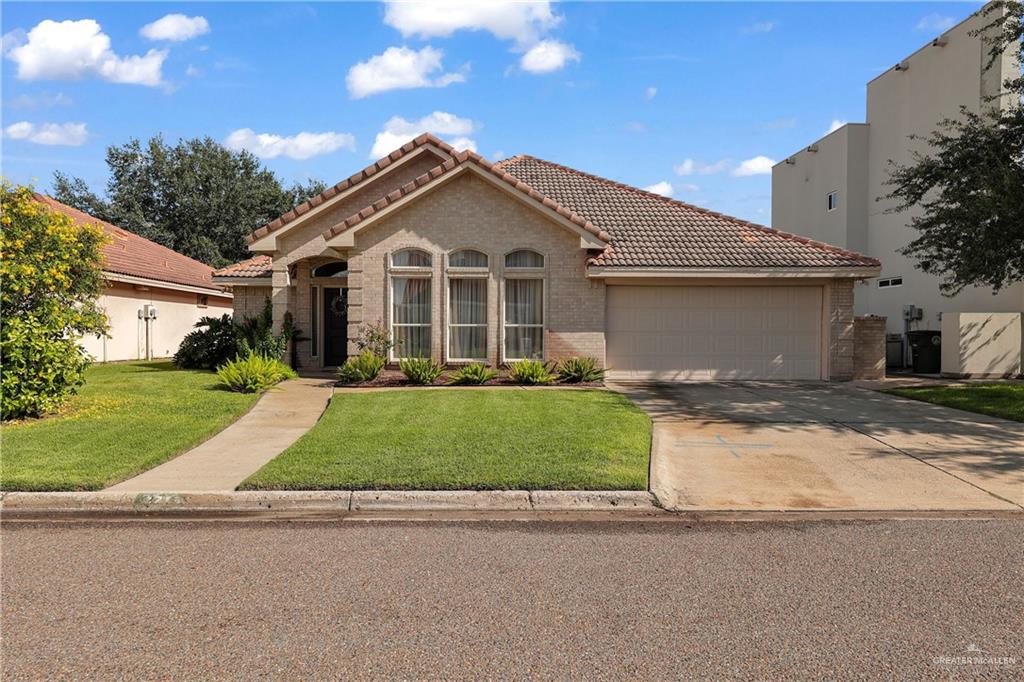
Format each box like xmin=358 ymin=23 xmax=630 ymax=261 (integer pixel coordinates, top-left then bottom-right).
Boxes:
xmin=1 ymin=182 xmax=108 ymax=419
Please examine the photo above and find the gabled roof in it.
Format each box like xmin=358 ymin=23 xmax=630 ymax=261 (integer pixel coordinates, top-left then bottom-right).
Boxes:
xmin=494 ymin=156 xmax=880 ymax=270
xmin=322 ymin=150 xmax=610 ymax=244
xmin=34 ymin=194 xmax=226 ymax=293
xmin=212 ymin=254 xmax=272 ymax=279
xmin=245 ymin=133 xmax=455 ymax=245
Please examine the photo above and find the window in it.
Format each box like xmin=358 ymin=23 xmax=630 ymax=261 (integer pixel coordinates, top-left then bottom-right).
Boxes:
xmin=310 ymin=286 xmax=319 ymax=357
xmin=449 ymin=279 xmax=487 ymax=360
xmin=449 ymin=249 xmax=488 ymax=269
xmin=197 ymin=294 xmax=208 ymax=308
xmin=505 ymin=249 xmax=544 ymax=269
xmin=827 ymin=191 xmax=839 ymax=212
xmin=877 ymin=276 xmax=904 ymax=289
xmin=504 ymin=279 xmax=543 ymax=359
xmin=392 ymin=277 xmax=431 ymax=358
xmin=312 ymin=262 xmax=348 ymax=278
xmin=392 ymin=249 xmax=432 ymax=268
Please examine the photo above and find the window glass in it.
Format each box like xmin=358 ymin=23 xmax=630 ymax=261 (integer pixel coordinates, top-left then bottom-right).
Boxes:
xmin=504 ymin=279 xmax=543 ymax=359
xmin=827 ymin=191 xmax=839 ymax=211
xmin=449 ymin=278 xmax=487 ymax=360
xmin=505 ymin=250 xmax=544 ymax=268
xmin=392 ymin=277 xmax=431 ymax=357
xmin=449 ymin=249 xmax=488 ymax=268
xmin=310 ymin=286 xmax=319 ymax=356
xmin=392 ymin=249 xmax=432 ymax=268
xmin=312 ymin=262 xmax=348 ymax=277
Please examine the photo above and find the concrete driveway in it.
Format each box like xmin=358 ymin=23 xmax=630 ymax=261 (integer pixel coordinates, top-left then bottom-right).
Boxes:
xmin=612 ymin=383 xmax=1024 ymax=512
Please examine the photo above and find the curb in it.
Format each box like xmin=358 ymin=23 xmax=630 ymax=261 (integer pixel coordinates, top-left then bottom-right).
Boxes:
xmin=0 ymin=490 xmax=658 ymax=515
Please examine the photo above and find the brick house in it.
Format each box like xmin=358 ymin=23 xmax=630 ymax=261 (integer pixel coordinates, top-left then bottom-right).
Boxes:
xmin=214 ymin=135 xmax=882 ymax=381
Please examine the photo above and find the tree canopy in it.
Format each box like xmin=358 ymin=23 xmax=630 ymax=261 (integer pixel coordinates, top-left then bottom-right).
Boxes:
xmin=52 ymin=136 xmax=327 ymax=267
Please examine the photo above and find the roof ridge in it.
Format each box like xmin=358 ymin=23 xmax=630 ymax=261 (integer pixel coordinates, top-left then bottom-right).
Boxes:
xmin=503 ymin=156 xmax=878 ymax=266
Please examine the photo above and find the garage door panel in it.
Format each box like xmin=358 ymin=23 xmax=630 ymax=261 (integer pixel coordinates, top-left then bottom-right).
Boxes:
xmin=607 ymin=285 xmax=823 ymax=381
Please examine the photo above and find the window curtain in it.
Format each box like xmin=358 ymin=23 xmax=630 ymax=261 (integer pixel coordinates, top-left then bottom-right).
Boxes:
xmin=504 ymin=279 xmax=543 ymax=359
xmin=449 ymin=250 xmax=488 ymax=268
xmin=505 ymin=250 xmax=544 ymax=268
xmin=393 ymin=277 xmax=431 ymax=357
xmin=449 ymin=278 xmax=487 ymax=359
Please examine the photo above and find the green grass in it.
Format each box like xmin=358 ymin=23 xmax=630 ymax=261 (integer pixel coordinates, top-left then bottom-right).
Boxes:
xmin=886 ymin=383 xmax=1024 ymax=422
xmin=241 ymin=389 xmax=652 ymax=491
xmin=1 ymin=361 xmax=259 ymax=491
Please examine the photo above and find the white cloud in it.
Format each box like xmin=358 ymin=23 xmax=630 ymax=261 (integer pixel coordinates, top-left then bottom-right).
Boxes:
xmin=5 ymin=19 xmax=166 ymax=86
xmin=225 ymin=128 xmax=356 ymax=160
xmin=185 ymin=64 xmax=201 ymax=78
xmin=370 ymin=111 xmax=477 ymax=158
xmin=4 ymin=120 xmax=87 ymax=146
xmin=826 ymin=119 xmax=847 ymax=135
xmin=644 ymin=86 xmax=657 ymax=100
xmin=740 ymin=21 xmax=776 ymax=35
xmin=673 ymin=158 xmax=731 ymax=176
xmin=915 ymin=14 xmax=955 ymax=33
xmin=383 ymin=0 xmax=560 ymax=46
xmin=732 ymin=155 xmax=776 ymax=176
xmin=346 ymin=45 xmax=466 ymax=99
xmin=679 ymin=183 xmax=700 ymax=192
xmin=5 ymin=92 xmax=73 ymax=109
xmin=140 ymin=14 xmax=210 ymax=42
xmin=642 ymin=181 xmax=673 ymax=197
xmin=520 ymin=40 xmax=579 ymax=73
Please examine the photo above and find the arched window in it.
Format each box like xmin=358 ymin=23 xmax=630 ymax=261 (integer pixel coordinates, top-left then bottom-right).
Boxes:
xmin=504 ymin=249 xmax=544 ymax=268
xmin=312 ymin=261 xmax=348 ymax=278
xmin=448 ymin=249 xmax=488 ymax=269
xmin=391 ymin=249 xmax=432 ymax=268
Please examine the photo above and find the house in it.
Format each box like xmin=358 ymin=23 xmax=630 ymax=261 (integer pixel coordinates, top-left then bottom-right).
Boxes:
xmin=771 ymin=5 xmax=1023 ymax=378
xmin=36 ymin=195 xmax=233 ymax=362
xmin=213 ymin=134 xmax=883 ymax=381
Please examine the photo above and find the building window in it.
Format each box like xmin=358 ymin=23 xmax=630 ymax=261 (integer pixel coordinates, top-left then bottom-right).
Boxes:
xmin=448 ymin=278 xmax=487 ymax=360
xmin=392 ymin=277 xmax=431 ymax=358
xmin=449 ymin=249 xmax=488 ymax=269
xmin=877 ymin=276 xmax=904 ymax=289
xmin=504 ymin=279 xmax=544 ymax=360
xmin=392 ymin=248 xmax=432 ymax=268
xmin=197 ymin=294 xmax=208 ymax=308
xmin=505 ymin=249 xmax=544 ymax=269
xmin=312 ymin=261 xmax=348 ymax=278
xmin=310 ymin=286 xmax=319 ymax=357
xmin=827 ymin=191 xmax=839 ymax=212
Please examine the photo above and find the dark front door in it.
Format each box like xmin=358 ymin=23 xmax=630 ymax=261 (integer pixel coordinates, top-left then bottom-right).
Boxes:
xmin=323 ymin=287 xmax=348 ymax=366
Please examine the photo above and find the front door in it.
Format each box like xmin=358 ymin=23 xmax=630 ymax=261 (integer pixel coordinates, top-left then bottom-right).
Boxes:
xmin=323 ymin=287 xmax=348 ymax=366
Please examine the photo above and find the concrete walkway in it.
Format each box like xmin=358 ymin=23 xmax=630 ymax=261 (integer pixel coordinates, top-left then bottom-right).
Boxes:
xmin=106 ymin=378 xmax=334 ymax=493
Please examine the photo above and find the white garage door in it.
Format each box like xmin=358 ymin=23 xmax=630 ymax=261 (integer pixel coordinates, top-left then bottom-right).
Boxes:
xmin=606 ymin=285 xmax=823 ymax=381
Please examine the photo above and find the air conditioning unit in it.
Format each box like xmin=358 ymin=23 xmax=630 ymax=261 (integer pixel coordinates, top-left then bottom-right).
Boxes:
xmin=142 ymin=304 xmax=158 ymax=320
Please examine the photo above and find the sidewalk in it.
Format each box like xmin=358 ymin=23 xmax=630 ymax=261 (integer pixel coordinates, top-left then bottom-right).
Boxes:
xmin=105 ymin=378 xmax=334 ymax=493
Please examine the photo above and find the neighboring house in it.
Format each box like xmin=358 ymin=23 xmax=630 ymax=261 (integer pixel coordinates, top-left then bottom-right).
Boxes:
xmin=214 ymin=134 xmax=882 ymax=381
xmin=36 ymin=195 xmax=233 ymax=362
xmin=772 ymin=5 xmax=1023 ymax=377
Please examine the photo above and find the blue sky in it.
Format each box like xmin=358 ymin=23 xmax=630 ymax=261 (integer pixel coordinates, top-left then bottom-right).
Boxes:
xmin=1 ymin=1 xmax=980 ymax=224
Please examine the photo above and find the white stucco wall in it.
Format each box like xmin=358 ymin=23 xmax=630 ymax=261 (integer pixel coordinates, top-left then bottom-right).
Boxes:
xmin=941 ymin=312 xmax=1023 ymax=378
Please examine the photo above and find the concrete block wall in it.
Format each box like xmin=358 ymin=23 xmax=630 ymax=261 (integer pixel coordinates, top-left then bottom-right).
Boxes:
xmin=853 ymin=315 xmax=887 ymax=380
xmin=829 ymin=279 xmax=856 ymax=380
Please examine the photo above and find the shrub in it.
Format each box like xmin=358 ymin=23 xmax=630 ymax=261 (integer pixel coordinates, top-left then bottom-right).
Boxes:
xmin=174 ymin=315 xmax=239 ymax=369
xmin=216 ymin=352 xmax=297 ymax=393
xmin=399 ymin=356 xmax=445 ymax=385
xmin=237 ymin=298 xmax=287 ymax=361
xmin=508 ymin=359 xmax=557 ymax=385
xmin=337 ymin=351 xmax=385 ymax=384
xmin=448 ymin=363 xmax=498 ymax=385
xmin=354 ymin=321 xmax=393 ymax=358
xmin=1 ymin=183 xmax=108 ymax=420
xmin=556 ymin=356 xmax=606 ymax=383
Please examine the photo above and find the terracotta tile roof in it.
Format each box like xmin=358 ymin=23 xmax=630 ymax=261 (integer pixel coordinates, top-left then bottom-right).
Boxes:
xmin=322 ymin=150 xmax=610 ymax=243
xmin=34 ymin=194 xmax=225 ymax=292
xmin=245 ymin=133 xmax=457 ymax=245
xmin=494 ymin=156 xmax=880 ymax=269
xmin=212 ymin=255 xmax=273 ymax=279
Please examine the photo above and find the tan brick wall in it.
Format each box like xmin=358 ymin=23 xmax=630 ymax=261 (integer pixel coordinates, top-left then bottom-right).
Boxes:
xmin=231 ymin=285 xmax=271 ymax=320
xmin=853 ymin=315 xmax=887 ymax=380
xmin=828 ymin=279 xmax=855 ymax=380
xmin=346 ymin=172 xmax=605 ymax=366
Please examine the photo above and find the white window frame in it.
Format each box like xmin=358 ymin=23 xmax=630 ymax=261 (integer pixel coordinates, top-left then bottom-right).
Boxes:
xmin=827 ymin=191 xmax=839 ymax=212
xmin=388 ymin=249 xmax=434 ymax=361
xmin=501 ymin=250 xmax=546 ymax=363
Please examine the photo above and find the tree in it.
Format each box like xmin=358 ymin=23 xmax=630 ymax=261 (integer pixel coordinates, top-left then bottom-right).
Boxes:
xmin=884 ymin=1 xmax=1023 ymax=295
xmin=52 ymin=136 xmax=328 ymax=267
xmin=1 ymin=182 xmax=108 ymax=420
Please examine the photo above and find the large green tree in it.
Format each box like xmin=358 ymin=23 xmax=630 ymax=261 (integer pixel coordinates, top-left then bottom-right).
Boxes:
xmin=885 ymin=1 xmax=1023 ymax=295
xmin=53 ymin=136 xmax=327 ymax=267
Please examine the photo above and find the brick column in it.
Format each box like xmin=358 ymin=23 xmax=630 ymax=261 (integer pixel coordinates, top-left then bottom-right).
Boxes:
xmin=853 ymin=315 xmax=887 ymax=379
xmin=828 ymin=280 xmax=855 ymax=381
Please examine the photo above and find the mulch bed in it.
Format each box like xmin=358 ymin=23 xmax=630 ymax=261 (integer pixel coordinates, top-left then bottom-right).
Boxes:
xmin=337 ymin=368 xmax=604 ymax=389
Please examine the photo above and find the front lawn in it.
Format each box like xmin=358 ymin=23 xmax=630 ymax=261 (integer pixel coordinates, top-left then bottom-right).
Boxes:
xmin=885 ymin=383 xmax=1024 ymax=422
xmin=1 ymin=361 xmax=259 ymax=491
xmin=241 ymin=389 xmax=651 ymax=490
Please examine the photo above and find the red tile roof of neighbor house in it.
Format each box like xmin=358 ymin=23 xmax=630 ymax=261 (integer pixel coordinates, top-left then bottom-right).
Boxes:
xmin=34 ymin=194 xmax=226 ymax=292
xmin=213 ymin=254 xmax=272 ymax=279
xmin=221 ymin=136 xmax=879 ymax=278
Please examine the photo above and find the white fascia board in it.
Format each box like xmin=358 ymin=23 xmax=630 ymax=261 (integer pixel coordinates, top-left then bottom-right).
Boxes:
xmin=211 ymin=276 xmax=271 ymax=287
xmin=105 ymin=272 xmax=232 ymax=297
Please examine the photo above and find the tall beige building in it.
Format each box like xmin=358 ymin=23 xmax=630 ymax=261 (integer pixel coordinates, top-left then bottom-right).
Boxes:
xmin=772 ymin=5 xmax=1023 ymax=377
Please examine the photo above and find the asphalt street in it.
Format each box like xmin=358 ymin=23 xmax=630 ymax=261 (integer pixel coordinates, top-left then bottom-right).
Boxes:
xmin=3 ymin=518 xmax=1022 ymax=680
